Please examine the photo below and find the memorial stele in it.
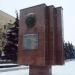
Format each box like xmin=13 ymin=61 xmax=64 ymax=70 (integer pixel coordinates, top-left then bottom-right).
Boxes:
xmin=17 ymin=4 xmax=64 ymax=75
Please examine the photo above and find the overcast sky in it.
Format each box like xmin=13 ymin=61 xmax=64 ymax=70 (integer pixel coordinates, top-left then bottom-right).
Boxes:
xmin=0 ymin=0 xmax=75 ymax=45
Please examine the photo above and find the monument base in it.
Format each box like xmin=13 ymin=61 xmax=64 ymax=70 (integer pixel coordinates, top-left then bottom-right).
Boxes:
xmin=29 ymin=65 xmax=52 ymax=75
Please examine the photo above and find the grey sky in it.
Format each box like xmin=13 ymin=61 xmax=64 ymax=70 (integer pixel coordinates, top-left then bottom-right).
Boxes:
xmin=0 ymin=0 xmax=75 ymax=45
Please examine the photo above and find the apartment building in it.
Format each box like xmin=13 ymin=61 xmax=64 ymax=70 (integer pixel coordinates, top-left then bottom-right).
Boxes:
xmin=0 ymin=10 xmax=15 ymax=52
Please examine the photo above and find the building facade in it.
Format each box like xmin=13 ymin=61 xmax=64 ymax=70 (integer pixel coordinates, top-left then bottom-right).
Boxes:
xmin=0 ymin=10 xmax=15 ymax=54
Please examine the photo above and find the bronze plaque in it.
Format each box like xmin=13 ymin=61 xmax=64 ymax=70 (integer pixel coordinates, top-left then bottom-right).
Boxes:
xmin=23 ymin=34 xmax=38 ymax=50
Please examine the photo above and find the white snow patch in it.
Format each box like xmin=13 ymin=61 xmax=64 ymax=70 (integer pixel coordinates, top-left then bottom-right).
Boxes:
xmin=0 ymin=60 xmax=75 ymax=75
xmin=52 ymin=60 xmax=75 ymax=75
xmin=0 ymin=69 xmax=29 ymax=75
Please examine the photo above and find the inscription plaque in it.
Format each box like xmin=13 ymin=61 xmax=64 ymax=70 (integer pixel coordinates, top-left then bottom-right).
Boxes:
xmin=23 ymin=34 xmax=38 ymax=49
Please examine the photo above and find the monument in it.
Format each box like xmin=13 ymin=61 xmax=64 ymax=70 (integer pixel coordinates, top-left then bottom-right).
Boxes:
xmin=17 ymin=4 xmax=64 ymax=75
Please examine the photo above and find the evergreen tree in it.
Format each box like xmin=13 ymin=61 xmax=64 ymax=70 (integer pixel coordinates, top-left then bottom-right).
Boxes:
xmin=3 ymin=12 xmax=19 ymax=63
xmin=64 ymin=42 xmax=75 ymax=60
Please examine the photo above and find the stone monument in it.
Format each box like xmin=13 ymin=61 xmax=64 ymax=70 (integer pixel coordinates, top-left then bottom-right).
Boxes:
xmin=17 ymin=4 xmax=64 ymax=75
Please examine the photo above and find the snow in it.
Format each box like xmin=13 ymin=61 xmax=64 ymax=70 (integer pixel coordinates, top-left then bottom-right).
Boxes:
xmin=0 ymin=60 xmax=75 ymax=75
xmin=0 ymin=65 xmax=28 ymax=72
xmin=0 ymin=63 xmax=18 ymax=66
xmin=52 ymin=60 xmax=75 ymax=75
xmin=0 ymin=69 xmax=29 ymax=75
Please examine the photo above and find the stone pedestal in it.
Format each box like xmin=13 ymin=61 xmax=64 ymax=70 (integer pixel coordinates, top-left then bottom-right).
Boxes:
xmin=29 ymin=66 xmax=52 ymax=75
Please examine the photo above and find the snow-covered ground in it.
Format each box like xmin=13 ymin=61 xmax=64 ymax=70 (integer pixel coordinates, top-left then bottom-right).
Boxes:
xmin=52 ymin=60 xmax=75 ymax=75
xmin=0 ymin=60 xmax=75 ymax=75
